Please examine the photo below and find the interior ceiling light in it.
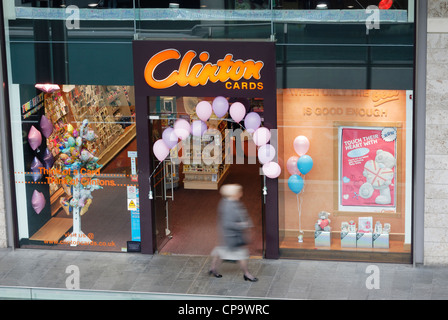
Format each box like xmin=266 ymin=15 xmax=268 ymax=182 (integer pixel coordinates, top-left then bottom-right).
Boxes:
xmin=35 ymin=84 xmax=60 ymax=93
xmin=378 ymin=0 xmax=393 ymax=9
xmin=316 ymin=3 xmax=328 ymax=9
xmin=88 ymin=3 xmax=99 ymax=8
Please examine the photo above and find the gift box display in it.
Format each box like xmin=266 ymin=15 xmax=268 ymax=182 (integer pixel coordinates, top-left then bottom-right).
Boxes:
xmin=373 ymin=233 xmax=389 ymax=249
xmin=373 ymin=222 xmax=390 ymax=249
xmin=341 ymin=232 xmax=357 ymax=248
xmin=356 ymin=232 xmax=373 ymax=248
xmin=315 ymin=231 xmax=331 ymax=247
xmin=340 ymin=221 xmax=356 ymax=248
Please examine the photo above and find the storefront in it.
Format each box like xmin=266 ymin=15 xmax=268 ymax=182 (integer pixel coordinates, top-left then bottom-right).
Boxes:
xmin=1 ymin=1 xmax=417 ymax=263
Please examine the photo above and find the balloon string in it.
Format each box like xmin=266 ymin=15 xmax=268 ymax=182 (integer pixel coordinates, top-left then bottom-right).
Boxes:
xmin=149 ymin=160 xmax=164 ymax=181
xmin=297 ymin=175 xmax=305 ymax=235
xmin=224 ymin=117 xmax=247 ymax=131
xmin=297 ymin=191 xmax=304 ymax=233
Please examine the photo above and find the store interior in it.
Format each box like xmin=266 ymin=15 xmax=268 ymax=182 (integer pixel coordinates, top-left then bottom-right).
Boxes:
xmin=149 ymin=96 xmax=264 ymax=257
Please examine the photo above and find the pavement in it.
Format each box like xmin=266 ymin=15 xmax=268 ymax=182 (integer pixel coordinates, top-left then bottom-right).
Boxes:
xmin=0 ymin=247 xmax=447 ymax=300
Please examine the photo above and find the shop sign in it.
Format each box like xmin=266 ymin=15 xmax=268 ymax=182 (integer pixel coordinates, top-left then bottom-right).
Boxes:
xmin=144 ymin=49 xmax=264 ymax=90
xmin=133 ymin=40 xmax=275 ymax=97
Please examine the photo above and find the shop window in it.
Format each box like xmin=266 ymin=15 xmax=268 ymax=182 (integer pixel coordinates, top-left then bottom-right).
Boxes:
xmin=14 ymin=84 xmax=138 ymax=252
xmin=277 ymin=88 xmax=413 ymax=263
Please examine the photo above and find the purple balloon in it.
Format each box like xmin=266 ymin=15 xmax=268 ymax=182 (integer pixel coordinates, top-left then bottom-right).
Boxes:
xmin=28 ymin=125 xmax=42 ymax=151
xmin=244 ymin=112 xmax=261 ymax=133
xmin=31 ymin=157 xmax=44 ymax=182
xmin=43 ymin=148 xmax=55 ymax=169
xmin=191 ymin=120 xmax=208 ymax=137
xmin=162 ymin=127 xmax=178 ymax=149
xmin=40 ymin=115 xmax=53 ymax=138
xmin=212 ymin=96 xmax=229 ymax=118
xmin=31 ymin=190 xmax=46 ymax=214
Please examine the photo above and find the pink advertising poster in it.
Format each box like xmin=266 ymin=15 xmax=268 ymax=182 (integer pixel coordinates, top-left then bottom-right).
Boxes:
xmin=340 ymin=127 xmax=397 ymax=210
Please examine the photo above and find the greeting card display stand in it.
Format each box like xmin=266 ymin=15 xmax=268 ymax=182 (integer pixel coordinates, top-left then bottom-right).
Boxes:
xmin=64 ymin=180 xmax=92 ymax=246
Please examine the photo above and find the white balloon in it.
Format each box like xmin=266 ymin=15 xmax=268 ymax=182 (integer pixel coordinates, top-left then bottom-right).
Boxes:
xmin=252 ymin=127 xmax=271 ymax=147
xmin=258 ymin=144 xmax=276 ymax=164
xmin=262 ymin=161 xmax=281 ymax=179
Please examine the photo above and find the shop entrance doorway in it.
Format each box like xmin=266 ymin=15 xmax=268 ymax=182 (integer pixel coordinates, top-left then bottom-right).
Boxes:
xmin=149 ymin=96 xmax=264 ymax=257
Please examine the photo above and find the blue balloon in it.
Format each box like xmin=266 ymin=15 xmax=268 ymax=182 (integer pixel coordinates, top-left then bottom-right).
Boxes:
xmin=297 ymin=155 xmax=313 ymax=175
xmin=288 ymin=175 xmax=304 ymax=194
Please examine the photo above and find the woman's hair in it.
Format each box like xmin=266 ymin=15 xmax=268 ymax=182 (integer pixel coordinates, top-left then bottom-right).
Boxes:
xmin=219 ymin=184 xmax=243 ymax=198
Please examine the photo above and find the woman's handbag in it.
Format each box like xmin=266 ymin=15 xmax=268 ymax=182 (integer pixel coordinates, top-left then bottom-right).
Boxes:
xmin=227 ymin=232 xmax=247 ymax=248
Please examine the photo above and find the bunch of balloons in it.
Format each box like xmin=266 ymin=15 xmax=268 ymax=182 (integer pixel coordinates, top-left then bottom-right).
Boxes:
xmin=28 ymin=115 xmax=56 ymax=214
xmin=57 ymin=119 xmax=103 ymax=214
xmin=286 ymin=135 xmax=313 ymax=242
xmin=152 ymin=96 xmax=281 ymax=179
xmin=287 ymin=136 xmax=313 ymax=194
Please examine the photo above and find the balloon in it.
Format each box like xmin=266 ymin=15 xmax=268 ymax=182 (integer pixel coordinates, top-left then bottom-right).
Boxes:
xmin=288 ymin=174 xmax=304 ymax=194
xmin=162 ymin=127 xmax=178 ymax=149
xmin=297 ymin=155 xmax=313 ymax=175
xmin=212 ymin=96 xmax=229 ymax=118
xmin=229 ymin=102 xmax=246 ymax=123
xmin=258 ymin=144 xmax=276 ymax=164
xmin=262 ymin=161 xmax=281 ymax=179
xmin=191 ymin=120 xmax=207 ymax=137
xmin=28 ymin=126 xmax=42 ymax=151
xmin=43 ymin=148 xmax=54 ymax=169
xmin=31 ymin=190 xmax=46 ymax=214
xmin=153 ymin=139 xmax=170 ymax=162
xmin=252 ymin=127 xmax=271 ymax=147
xmin=196 ymin=101 xmax=212 ymax=122
xmin=293 ymin=135 xmax=310 ymax=156
xmin=40 ymin=115 xmax=53 ymax=138
xmin=286 ymin=156 xmax=300 ymax=175
xmin=30 ymin=157 xmax=43 ymax=182
xmin=173 ymin=119 xmax=191 ymax=140
xmin=244 ymin=112 xmax=261 ymax=133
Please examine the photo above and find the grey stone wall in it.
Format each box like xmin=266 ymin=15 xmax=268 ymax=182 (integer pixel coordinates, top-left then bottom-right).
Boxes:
xmin=425 ymin=0 xmax=448 ymax=264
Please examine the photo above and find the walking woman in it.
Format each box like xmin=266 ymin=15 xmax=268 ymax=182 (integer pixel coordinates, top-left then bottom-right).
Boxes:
xmin=209 ymin=184 xmax=258 ymax=282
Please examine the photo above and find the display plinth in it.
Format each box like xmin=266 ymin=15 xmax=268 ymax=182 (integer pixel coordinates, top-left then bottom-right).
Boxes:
xmin=315 ymin=231 xmax=331 ymax=247
xmin=341 ymin=232 xmax=357 ymax=248
xmin=373 ymin=233 xmax=389 ymax=249
xmin=356 ymin=232 xmax=373 ymax=248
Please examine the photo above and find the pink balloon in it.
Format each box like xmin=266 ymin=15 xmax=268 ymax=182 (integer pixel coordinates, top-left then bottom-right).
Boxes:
xmin=196 ymin=101 xmax=212 ymax=122
xmin=258 ymin=144 xmax=276 ymax=164
xmin=286 ymin=156 xmax=300 ymax=175
xmin=262 ymin=162 xmax=281 ymax=179
xmin=191 ymin=120 xmax=207 ymax=137
xmin=173 ymin=119 xmax=191 ymax=140
xmin=28 ymin=125 xmax=42 ymax=151
xmin=293 ymin=135 xmax=310 ymax=156
xmin=229 ymin=102 xmax=246 ymax=123
xmin=252 ymin=127 xmax=271 ymax=147
xmin=153 ymin=139 xmax=170 ymax=162
xmin=212 ymin=96 xmax=229 ymax=118
xmin=31 ymin=190 xmax=46 ymax=214
xmin=40 ymin=115 xmax=54 ymax=138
